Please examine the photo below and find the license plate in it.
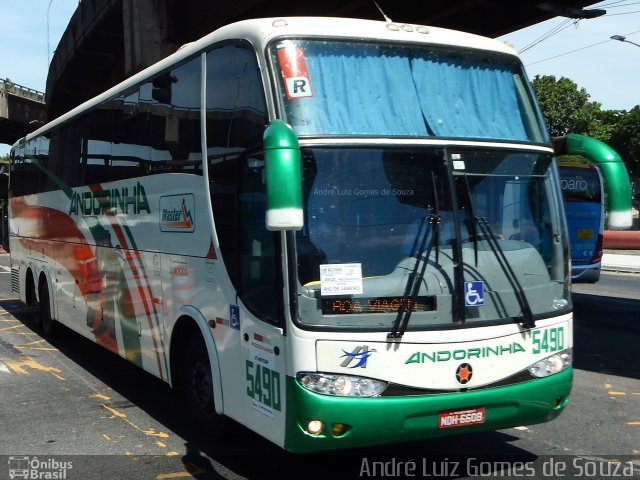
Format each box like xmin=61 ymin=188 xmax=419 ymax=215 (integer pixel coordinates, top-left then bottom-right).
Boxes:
xmin=438 ymin=407 xmax=486 ymax=428
xmin=577 ymin=228 xmax=594 ymax=240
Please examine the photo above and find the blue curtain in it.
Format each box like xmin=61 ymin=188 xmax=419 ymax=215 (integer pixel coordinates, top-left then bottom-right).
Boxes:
xmin=288 ymin=44 xmax=428 ymax=136
xmin=282 ymin=43 xmax=530 ymax=141
xmin=410 ymin=56 xmax=528 ymax=139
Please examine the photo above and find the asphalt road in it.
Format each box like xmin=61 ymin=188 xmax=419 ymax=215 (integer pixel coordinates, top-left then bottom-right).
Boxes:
xmin=0 ymin=253 xmax=639 ymax=480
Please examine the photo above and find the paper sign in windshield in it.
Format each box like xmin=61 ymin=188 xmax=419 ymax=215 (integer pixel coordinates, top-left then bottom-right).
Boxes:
xmin=320 ymin=263 xmax=363 ymax=296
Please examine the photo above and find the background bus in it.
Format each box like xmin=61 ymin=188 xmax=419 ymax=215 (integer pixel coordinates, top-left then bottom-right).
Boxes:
xmin=553 ymin=134 xmax=634 ymax=284
xmin=558 ymin=158 xmax=605 ymax=283
xmin=9 ymin=17 xmax=573 ymax=453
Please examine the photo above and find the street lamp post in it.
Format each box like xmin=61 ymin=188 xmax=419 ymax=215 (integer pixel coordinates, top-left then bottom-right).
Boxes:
xmin=610 ymin=35 xmax=640 ymax=48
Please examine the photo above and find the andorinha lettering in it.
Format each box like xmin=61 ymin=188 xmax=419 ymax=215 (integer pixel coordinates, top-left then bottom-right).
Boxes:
xmin=69 ymin=182 xmax=150 ymax=215
xmin=405 ymin=342 xmax=525 ymax=364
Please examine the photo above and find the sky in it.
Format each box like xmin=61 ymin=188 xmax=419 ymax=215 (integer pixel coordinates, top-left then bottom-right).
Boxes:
xmin=497 ymin=0 xmax=640 ymax=112
xmin=0 ymin=0 xmax=639 ymax=155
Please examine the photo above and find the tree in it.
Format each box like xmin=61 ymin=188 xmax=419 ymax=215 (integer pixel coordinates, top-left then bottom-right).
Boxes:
xmin=531 ymin=74 xmax=638 ymax=205
xmin=589 ymin=108 xmax=626 ymax=145
xmin=531 ymin=75 xmax=605 ymax=139
xmin=609 ymin=106 xmax=640 ymax=182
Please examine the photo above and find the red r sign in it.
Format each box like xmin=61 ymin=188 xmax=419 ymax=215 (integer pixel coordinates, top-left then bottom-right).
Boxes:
xmin=276 ymin=46 xmax=313 ymax=99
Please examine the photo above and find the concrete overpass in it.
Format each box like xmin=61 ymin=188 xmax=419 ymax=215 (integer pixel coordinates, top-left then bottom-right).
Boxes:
xmin=0 ymin=80 xmax=47 ymax=146
xmin=45 ymin=0 xmax=603 ymax=120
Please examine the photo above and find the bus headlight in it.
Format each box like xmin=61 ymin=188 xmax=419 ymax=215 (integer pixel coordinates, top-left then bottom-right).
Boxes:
xmin=528 ymin=349 xmax=572 ymax=378
xmin=297 ymin=372 xmax=387 ymax=397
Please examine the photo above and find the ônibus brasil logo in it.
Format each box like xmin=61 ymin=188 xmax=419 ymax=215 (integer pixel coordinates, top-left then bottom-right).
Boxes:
xmin=8 ymin=456 xmax=73 ymax=479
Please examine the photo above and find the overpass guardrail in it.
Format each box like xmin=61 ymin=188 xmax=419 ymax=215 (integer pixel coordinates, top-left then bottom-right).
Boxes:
xmin=1 ymin=79 xmax=45 ymax=103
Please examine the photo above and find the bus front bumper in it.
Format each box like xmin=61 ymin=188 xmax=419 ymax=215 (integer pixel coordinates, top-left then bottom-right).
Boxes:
xmin=283 ymin=367 xmax=572 ymax=453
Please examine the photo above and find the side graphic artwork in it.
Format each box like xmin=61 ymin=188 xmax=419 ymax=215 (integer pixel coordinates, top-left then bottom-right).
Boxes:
xmin=10 ymin=186 xmax=167 ymax=378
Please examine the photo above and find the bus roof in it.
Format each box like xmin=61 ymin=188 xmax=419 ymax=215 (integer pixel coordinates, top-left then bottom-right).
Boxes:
xmin=15 ymin=17 xmax=520 ymax=149
xmin=557 ymin=156 xmax=599 ymax=169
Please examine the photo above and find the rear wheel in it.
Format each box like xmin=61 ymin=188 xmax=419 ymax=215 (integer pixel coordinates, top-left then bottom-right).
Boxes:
xmin=26 ymin=274 xmax=40 ymax=326
xmin=39 ymin=284 xmax=57 ymax=337
xmin=182 ymin=331 xmax=225 ymax=435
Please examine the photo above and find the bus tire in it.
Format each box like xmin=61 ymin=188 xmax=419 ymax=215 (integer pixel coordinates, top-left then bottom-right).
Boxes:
xmin=39 ymin=284 xmax=57 ymax=337
xmin=183 ymin=331 xmax=225 ymax=436
xmin=26 ymin=273 xmax=39 ymax=326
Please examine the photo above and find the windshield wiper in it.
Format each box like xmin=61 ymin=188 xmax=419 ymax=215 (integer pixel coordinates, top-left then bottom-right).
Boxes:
xmin=462 ymin=174 xmax=480 ymax=267
xmin=473 ymin=216 xmax=535 ymax=329
xmin=388 ymin=213 xmax=441 ymax=339
xmin=458 ymin=174 xmax=534 ymax=329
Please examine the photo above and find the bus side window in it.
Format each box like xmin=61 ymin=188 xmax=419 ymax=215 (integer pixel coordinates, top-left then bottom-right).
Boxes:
xmin=237 ymin=156 xmax=283 ymax=324
xmin=205 ymin=42 xmax=267 ymax=155
xmin=210 ymin=154 xmax=282 ymax=326
xmin=206 ymin=42 xmax=280 ymax=325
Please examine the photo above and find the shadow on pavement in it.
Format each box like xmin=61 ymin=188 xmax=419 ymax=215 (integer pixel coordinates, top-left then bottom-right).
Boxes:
xmin=0 ymin=298 xmax=549 ymax=479
xmin=571 ymin=293 xmax=640 ymax=380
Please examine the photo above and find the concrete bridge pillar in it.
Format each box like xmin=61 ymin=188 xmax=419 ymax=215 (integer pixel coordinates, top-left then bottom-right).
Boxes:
xmin=123 ymin=0 xmax=176 ymax=75
xmin=0 ymin=90 xmax=8 ymax=122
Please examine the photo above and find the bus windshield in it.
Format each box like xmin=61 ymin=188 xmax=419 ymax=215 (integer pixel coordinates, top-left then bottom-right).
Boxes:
xmin=295 ymin=147 xmax=569 ymax=330
xmin=270 ymin=39 xmax=548 ymax=143
xmin=560 ymin=165 xmax=602 ymax=202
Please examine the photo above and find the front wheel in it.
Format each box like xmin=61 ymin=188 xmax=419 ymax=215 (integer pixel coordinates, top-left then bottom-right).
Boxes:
xmin=182 ymin=331 xmax=225 ymax=436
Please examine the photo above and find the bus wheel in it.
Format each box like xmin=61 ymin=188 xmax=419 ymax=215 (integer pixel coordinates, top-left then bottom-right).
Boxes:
xmin=183 ymin=331 xmax=225 ymax=435
xmin=26 ymin=275 xmax=40 ymax=326
xmin=39 ymin=285 xmax=57 ymax=337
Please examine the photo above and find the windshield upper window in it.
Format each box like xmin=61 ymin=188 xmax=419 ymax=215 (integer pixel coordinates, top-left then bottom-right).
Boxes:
xmin=295 ymin=147 xmax=569 ymax=330
xmin=559 ymin=165 xmax=602 ymax=202
xmin=270 ymin=39 xmax=547 ymax=143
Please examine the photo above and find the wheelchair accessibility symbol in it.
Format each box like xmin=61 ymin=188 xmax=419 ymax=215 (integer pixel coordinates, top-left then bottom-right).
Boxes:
xmin=464 ymin=281 xmax=484 ymax=306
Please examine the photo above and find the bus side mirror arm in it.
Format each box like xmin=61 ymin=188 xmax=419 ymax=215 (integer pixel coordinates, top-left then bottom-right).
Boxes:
xmin=263 ymin=120 xmax=304 ymax=231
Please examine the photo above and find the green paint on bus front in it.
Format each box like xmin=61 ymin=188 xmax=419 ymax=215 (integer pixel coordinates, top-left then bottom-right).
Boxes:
xmin=283 ymin=369 xmax=572 ymax=453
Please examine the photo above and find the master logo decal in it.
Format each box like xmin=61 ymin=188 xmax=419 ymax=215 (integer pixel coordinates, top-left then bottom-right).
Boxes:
xmin=159 ymin=194 xmax=195 ymax=232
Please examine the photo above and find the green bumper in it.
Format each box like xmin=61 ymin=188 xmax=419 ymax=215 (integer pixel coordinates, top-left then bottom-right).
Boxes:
xmin=284 ymin=367 xmax=572 ymax=453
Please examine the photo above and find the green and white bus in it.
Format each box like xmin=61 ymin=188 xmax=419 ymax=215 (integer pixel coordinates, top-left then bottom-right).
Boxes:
xmin=9 ymin=17 xmax=572 ymax=453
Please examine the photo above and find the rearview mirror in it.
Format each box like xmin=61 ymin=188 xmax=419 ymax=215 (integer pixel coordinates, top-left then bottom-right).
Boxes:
xmin=263 ymin=120 xmax=303 ymax=231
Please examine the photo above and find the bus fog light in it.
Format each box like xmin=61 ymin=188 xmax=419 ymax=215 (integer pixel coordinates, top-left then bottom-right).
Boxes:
xmin=307 ymin=420 xmax=324 ymax=435
xmin=331 ymin=423 xmax=350 ymax=437
xmin=297 ymin=372 xmax=387 ymax=397
xmin=528 ymin=349 xmax=572 ymax=378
